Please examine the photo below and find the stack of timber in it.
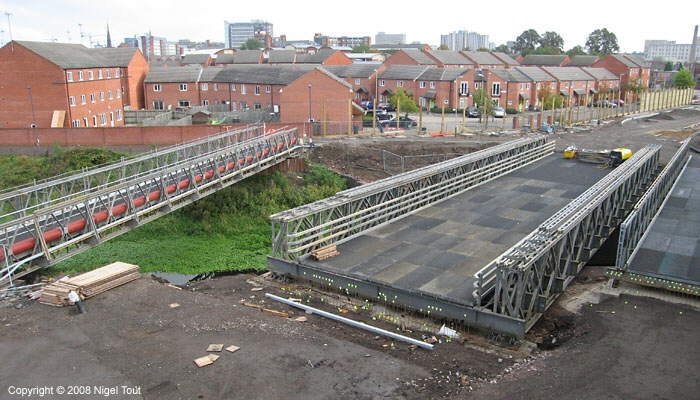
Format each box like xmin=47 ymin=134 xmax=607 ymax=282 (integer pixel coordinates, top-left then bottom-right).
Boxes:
xmin=311 ymin=245 xmax=339 ymax=261
xmin=39 ymin=262 xmax=140 ymax=306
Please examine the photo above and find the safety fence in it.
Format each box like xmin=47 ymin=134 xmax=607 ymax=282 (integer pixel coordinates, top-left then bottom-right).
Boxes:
xmin=381 ymin=150 xmax=463 ymax=175
xmin=270 ymin=136 xmax=554 ymax=261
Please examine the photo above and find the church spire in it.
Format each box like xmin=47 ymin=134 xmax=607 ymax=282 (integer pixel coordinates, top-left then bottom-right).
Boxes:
xmin=106 ymin=23 xmax=112 ymax=48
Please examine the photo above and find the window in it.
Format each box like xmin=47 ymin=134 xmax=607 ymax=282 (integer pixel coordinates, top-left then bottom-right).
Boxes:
xmin=240 ymin=101 xmax=247 ymax=110
xmin=100 ymin=113 xmax=107 ymax=125
xmin=122 ymin=87 xmax=125 ymax=94
xmin=230 ymin=84 xmax=236 ymax=92
xmin=213 ymin=84 xmax=218 ymax=91
xmin=116 ymin=90 xmax=121 ymax=98
xmin=459 ymin=98 xmax=466 ymax=108
xmin=201 ymin=83 xmax=208 ymax=91
xmin=526 ymin=83 xmax=530 ymax=90
xmin=460 ymin=81 xmax=469 ymax=96
xmin=92 ymin=115 xmax=98 ymax=127
xmin=153 ymin=100 xmax=164 ymax=110
xmin=203 ymin=99 xmax=209 ymax=106
xmin=117 ymin=110 xmax=122 ymax=120
xmin=379 ymin=80 xmax=385 ymax=87
xmin=231 ymin=102 xmax=237 ymax=111
xmin=83 ymin=117 xmax=88 ymax=127
xmin=81 ymin=94 xmax=86 ymax=104
xmin=179 ymin=83 xmax=188 ymax=91
xmin=153 ymin=84 xmax=162 ymax=92
xmin=265 ymin=85 xmax=271 ymax=93
xmin=69 ymin=96 xmax=76 ymax=106
xmin=115 ymin=69 xmax=120 ymax=78
xmin=475 ymin=82 xmax=483 ymax=89
xmin=419 ymin=97 xmax=426 ymax=107
xmin=491 ymin=82 xmax=501 ymax=96
xmin=90 ymin=93 xmax=96 ymax=103
xmin=108 ymin=90 xmax=113 ymax=100
xmin=98 ymin=70 xmax=103 ymax=79
xmin=254 ymin=103 xmax=261 ymax=110
xmin=178 ymin=100 xmax=190 ymax=107
xmin=106 ymin=70 xmax=111 ymax=79
xmin=354 ymin=79 xmax=361 ymax=85
xmin=397 ymin=80 xmax=404 ymax=87
xmin=100 ymin=91 xmax=105 ymax=101
xmin=241 ymin=84 xmax=246 ymax=94
xmin=72 ymin=120 xmax=80 ymax=127
xmin=255 ymin=85 xmax=260 ymax=95
xmin=66 ymin=72 xmax=73 ymax=82
xmin=109 ymin=112 xmax=114 ymax=122
xmin=430 ymin=81 xmax=435 ymax=88
xmin=419 ymin=81 xmax=426 ymax=88
xmin=79 ymin=71 xmax=84 ymax=81
xmin=88 ymin=71 xmax=94 ymax=80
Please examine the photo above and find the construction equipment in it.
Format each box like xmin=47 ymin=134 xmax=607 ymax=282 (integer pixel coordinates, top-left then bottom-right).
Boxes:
xmin=564 ymin=145 xmax=632 ymax=167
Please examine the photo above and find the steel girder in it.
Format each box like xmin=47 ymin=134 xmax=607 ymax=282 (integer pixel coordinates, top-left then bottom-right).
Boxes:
xmin=0 ymin=129 xmax=301 ymax=283
xmin=615 ymin=138 xmax=692 ymax=269
xmin=478 ymin=145 xmax=661 ymax=327
xmin=270 ymin=136 xmax=554 ymax=260
xmin=0 ymin=125 xmax=265 ymax=222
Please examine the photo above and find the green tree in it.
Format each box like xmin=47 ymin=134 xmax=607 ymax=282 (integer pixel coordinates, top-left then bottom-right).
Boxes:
xmin=664 ymin=61 xmax=674 ymax=71
xmin=537 ymin=87 xmax=564 ymax=110
xmin=585 ymin=28 xmax=619 ymax=55
xmin=514 ymin=29 xmax=541 ymax=56
xmin=472 ymin=88 xmax=495 ymax=116
xmin=437 ymin=44 xmax=449 ymax=50
xmin=673 ymin=70 xmax=696 ymax=89
xmin=351 ymin=44 xmax=371 ymax=53
xmin=566 ymin=45 xmax=586 ymax=58
xmin=493 ymin=44 xmax=511 ymax=54
xmin=539 ymin=31 xmax=564 ymax=52
xmin=389 ymin=88 xmax=419 ymax=113
xmin=240 ymin=38 xmax=263 ymax=50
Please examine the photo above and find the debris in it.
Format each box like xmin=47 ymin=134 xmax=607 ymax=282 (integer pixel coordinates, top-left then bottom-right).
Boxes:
xmin=68 ymin=291 xmax=85 ymax=314
xmin=207 ymin=344 xmax=224 ymax=352
xmin=438 ymin=325 xmax=459 ymax=339
xmin=294 ymin=316 xmax=307 ymax=322
xmin=288 ymin=298 xmax=302 ymax=302
xmin=251 ymin=287 xmax=263 ymax=292
xmin=166 ymin=284 xmax=182 ymax=290
xmin=225 ymin=345 xmax=240 ymax=353
xmin=261 ymin=308 xmax=289 ymax=318
xmin=40 ymin=262 xmax=140 ymax=307
xmin=425 ymin=336 xmax=438 ymax=344
xmin=194 ymin=354 xmax=219 ymax=367
xmin=311 ymin=245 xmax=340 ymax=261
xmin=242 ymin=302 xmax=263 ymax=310
xmin=169 ymin=303 xmax=180 ymax=308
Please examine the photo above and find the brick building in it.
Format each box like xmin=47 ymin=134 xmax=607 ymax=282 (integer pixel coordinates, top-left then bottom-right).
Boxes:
xmin=324 ymin=64 xmax=385 ymax=102
xmin=422 ymin=50 xmax=474 ymax=68
xmin=491 ymin=52 xmax=520 ymax=67
xmin=592 ymin=54 xmax=651 ymax=90
xmin=484 ymin=68 xmax=533 ymax=110
xmin=513 ymin=66 xmax=557 ymax=109
xmin=265 ymin=49 xmax=352 ymax=65
xmin=540 ymin=67 xmax=596 ymax=105
xmin=383 ymin=49 xmax=438 ymax=67
xmin=377 ymin=65 xmax=474 ymax=109
xmin=565 ymin=55 xmax=598 ymax=67
xmin=461 ymin=51 xmax=506 ymax=69
xmin=214 ymin=50 xmax=264 ymax=65
xmin=519 ymin=54 xmax=570 ymax=67
xmin=581 ymin=67 xmax=621 ymax=93
xmin=0 ymin=41 xmax=148 ymax=128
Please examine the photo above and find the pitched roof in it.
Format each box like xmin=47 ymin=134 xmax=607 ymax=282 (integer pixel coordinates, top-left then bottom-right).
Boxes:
xmin=323 ymin=64 xmax=380 ymax=79
xmin=15 ymin=40 xmax=139 ymax=69
xmin=296 ymin=49 xmax=342 ymax=63
xmin=145 ymin=66 xmax=204 ymax=83
xmin=610 ymin=54 xmax=639 ymax=68
xmin=567 ymin=55 xmax=598 ymax=67
xmin=379 ymin=65 xmax=469 ymax=81
xmin=182 ymin=54 xmax=211 ymax=65
xmin=268 ymin=50 xmax=297 ymax=63
xmin=541 ymin=67 xmax=595 ymax=81
xmin=514 ymin=66 xmax=557 ymax=82
xmin=423 ymin=50 xmax=473 ymax=65
xmin=581 ymin=67 xmax=619 ymax=80
xmin=491 ymin=52 xmax=520 ymax=65
xmin=488 ymin=68 xmax=531 ymax=82
xmin=521 ymin=54 xmax=568 ymax=66
xmin=231 ymin=50 xmax=263 ymax=64
xmin=400 ymin=49 xmax=438 ymax=65
xmin=418 ymin=67 xmax=470 ymax=81
xmin=214 ymin=54 xmax=236 ymax=64
xmin=461 ymin=51 xmax=503 ymax=65
xmin=622 ymin=54 xmax=651 ymax=68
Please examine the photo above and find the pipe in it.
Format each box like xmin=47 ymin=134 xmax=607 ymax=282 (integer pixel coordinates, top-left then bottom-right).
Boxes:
xmin=265 ymin=293 xmax=434 ymax=350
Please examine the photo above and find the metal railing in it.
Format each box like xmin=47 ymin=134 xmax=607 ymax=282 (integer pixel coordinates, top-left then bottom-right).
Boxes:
xmin=615 ymin=138 xmax=693 ymax=269
xmin=0 ymin=129 xmax=302 ymax=283
xmin=270 ymin=136 xmax=554 ymax=261
xmin=475 ymin=145 xmax=660 ymax=326
xmin=0 ymin=125 xmax=265 ymax=222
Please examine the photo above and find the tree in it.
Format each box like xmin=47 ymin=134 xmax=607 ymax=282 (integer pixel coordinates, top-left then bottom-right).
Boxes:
xmin=240 ymin=38 xmax=263 ymax=50
xmin=351 ymin=44 xmax=371 ymax=53
xmin=585 ymin=28 xmax=619 ymax=55
xmin=389 ymin=88 xmax=419 ymax=113
xmin=493 ymin=44 xmax=511 ymax=54
xmin=673 ymin=70 xmax=696 ymax=89
xmin=537 ymin=87 xmax=564 ymax=110
xmin=664 ymin=61 xmax=674 ymax=71
xmin=472 ymin=88 xmax=496 ymax=128
xmin=566 ymin=45 xmax=586 ymax=58
xmin=477 ymin=47 xmax=490 ymax=52
xmin=437 ymin=44 xmax=449 ymax=50
xmin=513 ymin=29 xmax=541 ymax=56
xmin=539 ymin=31 xmax=564 ymax=52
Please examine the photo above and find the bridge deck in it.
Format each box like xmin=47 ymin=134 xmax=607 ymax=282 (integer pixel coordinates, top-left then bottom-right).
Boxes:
xmin=628 ymin=155 xmax=700 ymax=285
xmin=300 ymin=154 xmax=611 ymax=307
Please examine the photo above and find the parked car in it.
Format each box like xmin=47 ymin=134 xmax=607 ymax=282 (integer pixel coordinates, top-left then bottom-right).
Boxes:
xmin=360 ymin=100 xmax=373 ymax=110
xmin=380 ymin=116 xmax=417 ymax=129
xmin=493 ymin=107 xmax=506 ymax=118
xmin=377 ymin=102 xmax=396 ymax=112
xmin=589 ymin=100 xmax=618 ymax=108
xmin=362 ymin=112 xmax=394 ymax=127
xmin=467 ymin=106 xmax=480 ymax=118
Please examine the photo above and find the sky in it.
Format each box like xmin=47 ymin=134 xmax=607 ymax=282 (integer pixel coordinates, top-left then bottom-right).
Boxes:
xmin=0 ymin=0 xmax=697 ymax=52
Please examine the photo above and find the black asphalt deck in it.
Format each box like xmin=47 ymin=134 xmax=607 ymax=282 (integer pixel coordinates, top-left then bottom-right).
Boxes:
xmin=628 ymin=155 xmax=700 ymax=284
xmin=301 ymin=154 xmax=612 ymax=306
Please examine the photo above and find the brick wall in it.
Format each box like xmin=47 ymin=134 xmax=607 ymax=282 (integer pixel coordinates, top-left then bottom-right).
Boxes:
xmin=126 ymin=51 xmax=149 ymax=109
xmin=279 ymin=69 xmax=354 ymax=124
xmin=383 ymin=51 xmax=421 ymax=67
xmin=65 ymin=72 xmax=126 ymax=127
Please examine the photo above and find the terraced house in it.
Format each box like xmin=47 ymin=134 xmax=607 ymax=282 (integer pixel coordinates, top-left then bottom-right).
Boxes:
xmin=592 ymin=54 xmax=651 ymax=90
xmin=323 ymin=64 xmax=385 ymax=102
xmin=377 ymin=65 xmax=475 ymax=109
xmin=0 ymin=40 xmax=148 ymax=128
xmin=540 ymin=67 xmax=596 ymax=105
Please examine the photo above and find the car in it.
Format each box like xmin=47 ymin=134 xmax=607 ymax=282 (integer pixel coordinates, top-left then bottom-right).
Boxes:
xmin=359 ymin=100 xmax=373 ymax=110
xmin=611 ymin=99 xmax=625 ymax=106
xmin=589 ymin=100 xmax=617 ymax=108
xmin=377 ymin=102 xmax=396 ymax=112
xmin=362 ymin=113 xmax=394 ymax=127
xmin=380 ymin=116 xmax=417 ymax=129
xmin=467 ymin=106 xmax=480 ymax=118
xmin=493 ymin=107 xmax=505 ymax=118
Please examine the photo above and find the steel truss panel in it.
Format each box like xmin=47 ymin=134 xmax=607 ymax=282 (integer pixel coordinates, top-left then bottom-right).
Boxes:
xmin=270 ymin=136 xmax=554 ymax=261
xmin=0 ymin=129 xmax=301 ymax=283
xmin=615 ymin=138 xmax=692 ymax=269
xmin=479 ymin=145 xmax=661 ymax=328
xmin=0 ymin=125 xmax=269 ymax=222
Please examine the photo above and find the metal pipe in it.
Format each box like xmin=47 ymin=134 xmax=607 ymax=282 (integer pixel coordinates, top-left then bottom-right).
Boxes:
xmin=265 ymin=293 xmax=434 ymax=350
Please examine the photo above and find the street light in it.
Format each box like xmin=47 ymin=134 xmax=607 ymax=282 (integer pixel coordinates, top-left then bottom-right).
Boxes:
xmin=307 ymin=84 xmax=312 ymax=122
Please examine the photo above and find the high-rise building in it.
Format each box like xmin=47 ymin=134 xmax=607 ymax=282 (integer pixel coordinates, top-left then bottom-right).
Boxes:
xmin=224 ymin=20 xmax=273 ymax=49
xmin=375 ymin=32 xmax=406 ymax=45
xmin=644 ymin=38 xmax=700 ymax=62
xmin=440 ymin=30 xmax=491 ymax=51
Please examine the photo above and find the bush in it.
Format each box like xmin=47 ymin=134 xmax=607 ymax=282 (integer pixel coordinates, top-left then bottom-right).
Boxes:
xmin=505 ymin=108 xmax=519 ymax=114
xmin=430 ymin=106 xmax=462 ymax=114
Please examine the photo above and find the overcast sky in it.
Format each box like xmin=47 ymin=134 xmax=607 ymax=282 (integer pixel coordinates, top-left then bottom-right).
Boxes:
xmin=1 ymin=0 xmax=697 ymax=52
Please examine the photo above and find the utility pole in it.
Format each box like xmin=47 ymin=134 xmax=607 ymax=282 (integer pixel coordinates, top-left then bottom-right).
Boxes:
xmin=5 ymin=12 xmax=13 ymax=51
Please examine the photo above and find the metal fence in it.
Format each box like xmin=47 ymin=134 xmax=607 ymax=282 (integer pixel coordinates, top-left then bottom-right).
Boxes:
xmin=381 ymin=150 xmax=464 ymax=175
xmin=615 ymin=137 xmax=693 ymax=269
xmin=270 ymin=136 xmax=554 ymax=261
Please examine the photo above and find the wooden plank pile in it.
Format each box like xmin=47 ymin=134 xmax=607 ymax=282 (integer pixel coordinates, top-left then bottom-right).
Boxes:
xmin=39 ymin=262 xmax=140 ymax=307
xmin=311 ymin=245 xmax=339 ymax=261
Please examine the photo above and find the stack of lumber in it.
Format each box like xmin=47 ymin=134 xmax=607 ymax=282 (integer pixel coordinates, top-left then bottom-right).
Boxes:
xmin=311 ymin=245 xmax=339 ymax=261
xmin=39 ymin=262 xmax=140 ymax=307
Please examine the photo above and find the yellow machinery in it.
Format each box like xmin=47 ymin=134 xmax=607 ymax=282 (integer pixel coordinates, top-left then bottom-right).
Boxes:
xmin=564 ymin=145 xmax=632 ymax=167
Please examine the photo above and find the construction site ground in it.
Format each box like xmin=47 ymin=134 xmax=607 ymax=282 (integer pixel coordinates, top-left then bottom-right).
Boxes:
xmin=1 ymin=106 xmax=699 ymax=400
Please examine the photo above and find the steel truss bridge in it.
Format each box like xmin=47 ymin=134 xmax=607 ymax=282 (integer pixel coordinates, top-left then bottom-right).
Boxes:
xmin=1 ymin=125 xmax=303 ymax=284
xmin=268 ymin=135 xmax=678 ymax=336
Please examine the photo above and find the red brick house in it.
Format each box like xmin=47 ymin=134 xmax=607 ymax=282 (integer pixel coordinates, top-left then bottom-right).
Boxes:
xmin=520 ymin=54 xmax=570 ymax=67
xmin=484 ymin=68 xmax=533 ymax=110
xmin=461 ymin=51 xmax=506 ymax=69
xmin=182 ymin=53 xmax=213 ymax=66
xmin=0 ymin=40 xmax=148 ymax=128
xmin=580 ymin=67 xmax=621 ymax=94
xmin=377 ymin=65 xmax=474 ymax=109
xmin=565 ymin=55 xmax=599 ymax=67
xmin=540 ymin=67 xmax=596 ymax=105
xmin=214 ymin=50 xmax=264 ymax=65
xmin=383 ymin=49 xmax=438 ymax=67
xmin=267 ymin=49 xmax=352 ymax=65
xmin=513 ymin=66 xmax=558 ymax=109
xmin=422 ymin=50 xmax=474 ymax=68
xmin=592 ymin=54 xmax=651 ymax=91
xmin=324 ymin=64 xmax=385 ymax=102
xmin=491 ymin=52 xmax=520 ymax=67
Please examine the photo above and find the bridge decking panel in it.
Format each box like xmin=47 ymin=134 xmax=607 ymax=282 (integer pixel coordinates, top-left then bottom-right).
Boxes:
xmin=301 ymin=154 xmax=611 ymax=307
xmin=629 ymin=155 xmax=700 ymax=284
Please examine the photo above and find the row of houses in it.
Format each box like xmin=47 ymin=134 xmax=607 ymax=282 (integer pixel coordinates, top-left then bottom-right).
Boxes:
xmin=179 ymin=48 xmax=353 ymax=67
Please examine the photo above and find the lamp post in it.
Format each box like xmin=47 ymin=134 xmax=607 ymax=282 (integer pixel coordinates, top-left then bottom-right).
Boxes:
xmin=27 ymin=86 xmax=36 ymax=128
xmin=307 ymin=84 xmax=312 ymax=122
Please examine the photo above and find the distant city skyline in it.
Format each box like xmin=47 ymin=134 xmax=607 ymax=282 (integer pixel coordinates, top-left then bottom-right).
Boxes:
xmin=1 ymin=0 xmax=698 ymax=53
